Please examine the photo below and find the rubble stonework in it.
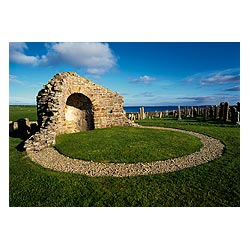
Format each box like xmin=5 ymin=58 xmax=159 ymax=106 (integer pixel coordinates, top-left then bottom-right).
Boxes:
xmin=25 ymin=72 xmax=132 ymax=151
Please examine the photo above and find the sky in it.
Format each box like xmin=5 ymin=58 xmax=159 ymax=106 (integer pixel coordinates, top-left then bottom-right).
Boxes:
xmin=9 ymin=42 xmax=240 ymax=106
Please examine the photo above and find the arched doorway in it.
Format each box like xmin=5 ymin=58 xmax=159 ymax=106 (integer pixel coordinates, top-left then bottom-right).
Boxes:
xmin=65 ymin=93 xmax=94 ymax=133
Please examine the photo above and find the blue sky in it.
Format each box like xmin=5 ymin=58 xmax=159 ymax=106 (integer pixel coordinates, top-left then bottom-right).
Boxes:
xmin=9 ymin=42 xmax=240 ymax=106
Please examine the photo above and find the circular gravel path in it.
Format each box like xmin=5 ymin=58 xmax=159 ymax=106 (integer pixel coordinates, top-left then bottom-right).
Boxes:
xmin=27 ymin=126 xmax=224 ymax=177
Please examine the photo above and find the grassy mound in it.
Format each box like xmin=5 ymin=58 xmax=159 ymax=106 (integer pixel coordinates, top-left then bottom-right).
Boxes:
xmin=54 ymin=127 xmax=203 ymax=163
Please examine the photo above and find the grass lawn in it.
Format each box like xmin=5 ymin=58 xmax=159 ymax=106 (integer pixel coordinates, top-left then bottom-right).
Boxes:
xmin=9 ymin=105 xmax=37 ymax=121
xmin=9 ymin=106 xmax=240 ymax=207
xmin=55 ymin=127 xmax=202 ymax=163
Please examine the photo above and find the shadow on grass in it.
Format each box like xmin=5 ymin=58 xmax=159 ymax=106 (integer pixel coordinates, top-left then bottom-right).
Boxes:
xmin=9 ymin=120 xmax=39 ymax=152
xmin=9 ymin=131 xmax=29 ymax=152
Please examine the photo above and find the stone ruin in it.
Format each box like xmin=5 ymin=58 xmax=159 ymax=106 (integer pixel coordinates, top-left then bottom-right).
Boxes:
xmin=24 ymin=72 xmax=132 ymax=151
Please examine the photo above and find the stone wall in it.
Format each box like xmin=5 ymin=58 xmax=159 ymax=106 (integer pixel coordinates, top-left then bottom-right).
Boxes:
xmin=25 ymin=72 xmax=132 ymax=151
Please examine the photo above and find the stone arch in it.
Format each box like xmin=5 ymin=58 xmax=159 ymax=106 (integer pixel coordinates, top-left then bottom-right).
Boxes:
xmin=65 ymin=93 xmax=94 ymax=133
xmin=25 ymin=72 xmax=132 ymax=151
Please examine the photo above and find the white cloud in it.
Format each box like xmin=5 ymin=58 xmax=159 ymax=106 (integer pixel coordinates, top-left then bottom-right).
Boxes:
xmin=182 ymin=69 xmax=240 ymax=85
xmin=9 ymin=42 xmax=39 ymax=65
xmin=181 ymin=73 xmax=202 ymax=83
xmin=41 ymin=42 xmax=117 ymax=74
xmin=9 ymin=42 xmax=117 ymax=75
xmin=9 ymin=74 xmax=23 ymax=84
xmin=177 ymin=96 xmax=217 ymax=104
xmin=176 ymin=95 xmax=239 ymax=105
xmin=224 ymin=85 xmax=240 ymax=91
xmin=200 ymin=69 xmax=240 ymax=85
xmin=130 ymin=75 xmax=156 ymax=84
xmin=141 ymin=92 xmax=155 ymax=97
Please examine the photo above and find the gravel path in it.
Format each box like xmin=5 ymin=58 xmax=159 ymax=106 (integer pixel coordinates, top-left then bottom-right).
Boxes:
xmin=27 ymin=126 xmax=224 ymax=177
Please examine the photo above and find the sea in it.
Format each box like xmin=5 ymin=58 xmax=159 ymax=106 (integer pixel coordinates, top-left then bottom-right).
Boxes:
xmin=124 ymin=106 xmax=207 ymax=113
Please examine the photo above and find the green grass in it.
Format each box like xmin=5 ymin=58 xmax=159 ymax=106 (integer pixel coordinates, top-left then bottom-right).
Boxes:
xmin=9 ymin=108 xmax=240 ymax=207
xmin=55 ymin=127 xmax=202 ymax=163
xmin=9 ymin=105 xmax=37 ymax=121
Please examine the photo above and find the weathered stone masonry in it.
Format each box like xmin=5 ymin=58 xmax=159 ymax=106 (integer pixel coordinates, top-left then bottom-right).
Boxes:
xmin=25 ymin=72 xmax=132 ymax=151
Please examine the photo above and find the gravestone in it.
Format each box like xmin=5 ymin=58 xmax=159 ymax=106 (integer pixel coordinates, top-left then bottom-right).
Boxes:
xmin=214 ymin=105 xmax=219 ymax=120
xmin=219 ymin=102 xmax=224 ymax=120
xmin=224 ymin=102 xmax=229 ymax=122
xmin=139 ymin=106 xmax=146 ymax=120
xmin=190 ymin=107 xmax=194 ymax=118
xmin=203 ymin=108 xmax=207 ymax=121
xmin=237 ymin=102 xmax=240 ymax=112
xmin=178 ymin=105 xmax=182 ymax=120
xmin=235 ymin=111 xmax=240 ymax=125
xmin=209 ymin=106 xmax=214 ymax=118
xmin=9 ymin=121 xmax=14 ymax=134
xmin=193 ymin=108 xmax=197 ymax=119
xmin=231 ymin=107 xmax=237 ymax=124
xmin=184 ymin=106 xmax=188 ymax=117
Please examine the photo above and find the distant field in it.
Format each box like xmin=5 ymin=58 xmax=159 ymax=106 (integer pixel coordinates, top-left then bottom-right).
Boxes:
xmin=9 ymin=105 xmax=37 ymax=121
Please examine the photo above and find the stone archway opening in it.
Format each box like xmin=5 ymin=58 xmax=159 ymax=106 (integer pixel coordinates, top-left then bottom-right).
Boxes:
xmin=65 ymin=93 xmax=94 ymax=133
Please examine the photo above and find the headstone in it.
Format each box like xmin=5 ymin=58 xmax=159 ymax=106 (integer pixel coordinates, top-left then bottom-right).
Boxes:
xmin=197 ymin=107 xmax=200 ymax=116
xmin=184 ymin=106 xmax=188 ymax=117
xmin=235 ymin=111 xmax=240 ymax=125
xmin=200 ymin=107 xmax=204 ymax=116
xmin=219 ymin=102 xmax=224 ymax=120
xmin=178 ymin=105 xmax=182 ymax=120
xmin=190 ymin=107 xmax=194 ymax=118
xmin=203 ymin=107 xmax=208 ymax=121
xmin=231 ymin=107 xmax=237 ymax=124
xmin=139 ymin=107 xmax=146 ymax=120
xmin=199 ymin=108 xmax=202 ymax=116
xmin=13 ymin=121 xmax=18 ymax=131
xmin=237 ymin=102 xmax=240 ymax=112
xmin=224 ymin=102 xmax=229 ymax=122
xmin=214 ymin=105 xmax=219 ymax=120
xmin=209 ymin=106 xmax=214 ymax=118
xmin=9 ymin=121 xmax=14 ymax=134
xmin=193 ymin=108 xmax=197 ymax=119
